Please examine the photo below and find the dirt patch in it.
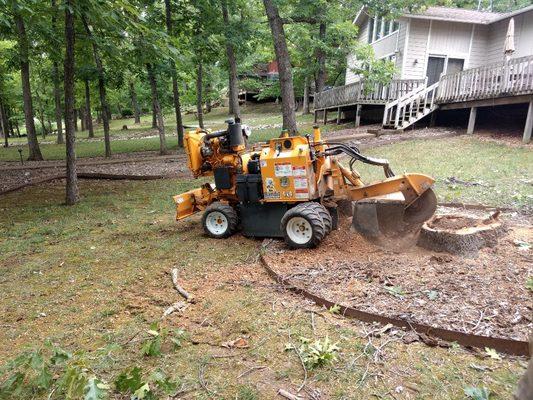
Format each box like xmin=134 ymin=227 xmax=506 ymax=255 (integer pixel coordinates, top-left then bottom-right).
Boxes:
xmin=263 ymin=214 xmax=532 ymax=341
xmin=428 ymin=215 xmax=489 ymax=231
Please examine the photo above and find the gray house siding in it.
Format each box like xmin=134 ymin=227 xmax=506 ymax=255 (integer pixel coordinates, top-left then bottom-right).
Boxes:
xmin=487 ymin=9 xmax=533 ymax=63
xmin=468 ymin=25 xmax=489 ymax=68
xmin=402 ymin=19 xmax=430 ymax=79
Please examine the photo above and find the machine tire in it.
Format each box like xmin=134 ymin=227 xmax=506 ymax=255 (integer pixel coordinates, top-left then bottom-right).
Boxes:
xmin=281 ymin=205 xmax=326 ymax=249
xmin=202 ymin=202 xmax=238 ymax=238
xmin=298 ymin=202 xmax=333 ymax=233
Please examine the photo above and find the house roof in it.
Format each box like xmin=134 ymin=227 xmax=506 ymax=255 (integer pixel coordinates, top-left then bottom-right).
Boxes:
xmin=353 ymin=5 xmax=533 ymax=26
xmin=407 ymin=7 xmax=502 ymax=24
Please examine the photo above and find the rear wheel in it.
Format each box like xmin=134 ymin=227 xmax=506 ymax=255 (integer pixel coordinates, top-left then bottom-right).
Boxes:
xmin=202 ymin=202 xmax=238 ymax=238
xmin=281 ymin=204 xmax=325 ymax=249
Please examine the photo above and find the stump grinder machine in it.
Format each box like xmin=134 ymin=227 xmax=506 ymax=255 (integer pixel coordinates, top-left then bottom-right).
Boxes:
xmin=173 ymin=119 xmax=437 ymax=248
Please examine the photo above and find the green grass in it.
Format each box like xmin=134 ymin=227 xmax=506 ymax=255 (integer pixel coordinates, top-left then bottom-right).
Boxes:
xmin=355 ymin=136 xmax=533 ymax=210
xmin=0 ymin=178 xmax=526 ymax=399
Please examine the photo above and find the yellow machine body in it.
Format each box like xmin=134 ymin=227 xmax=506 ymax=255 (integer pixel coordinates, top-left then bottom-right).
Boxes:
xmin=173 ymin=122 xmax=437 ymax=244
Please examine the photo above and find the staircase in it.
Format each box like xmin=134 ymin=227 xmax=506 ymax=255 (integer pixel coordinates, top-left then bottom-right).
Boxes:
xmin=382 ymin=82 xmax=439 ymax=130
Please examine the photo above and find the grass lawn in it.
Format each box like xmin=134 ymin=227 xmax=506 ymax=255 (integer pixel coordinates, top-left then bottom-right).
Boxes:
xmin=1 ymin=103 xmax=328 ymax=161
xmin=0 ymin=177 xmax=526 ymax=399
xmin=355 ymin=136 xmax=533 ymax=210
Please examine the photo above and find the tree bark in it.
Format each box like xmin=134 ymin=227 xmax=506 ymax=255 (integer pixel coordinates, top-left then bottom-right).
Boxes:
xmin=85 ymin=79 xmax=94 ymax=137
xmin=51 ymin=0 xmax=63 ymax=144
xmin=262 ymin=0 xmax=297 ymax=135
xmin=152 ymin=104 xmax=157 ymax=128
xmin=79 ymin=107 xmax=85 ymax=131
xmin=0 ymin=99 xmax=8 ymax=147
xmin=82 ymin=15 xmax=111 ymax=157
xmin=302 ymin=76 xmax=310 ymax=114
xmin=164 ymin=0 xmax=184 ymax=147
xmin=64 ymin=0 xmax=79 ymax=205
xmin=14 ymin=13 xmax=43 ymax=160
xmin=315 ymin=23 xmax=326 ymax=93
xmin=74 ymin=108 xmax=78 ymax=131
xmin=129 ymin=80 xmax=141 ymax=124
xmin=146 ymin=63 xmax=168 ymax=155
xmin=222 ymin=0 xmax=240 ymax=120
xmin=196 ymin=62 xmax=204 ymax=128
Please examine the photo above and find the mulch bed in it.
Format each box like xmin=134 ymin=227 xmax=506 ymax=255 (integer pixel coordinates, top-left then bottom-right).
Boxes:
xmin=263 ymin=212 xmax=532 ymax=341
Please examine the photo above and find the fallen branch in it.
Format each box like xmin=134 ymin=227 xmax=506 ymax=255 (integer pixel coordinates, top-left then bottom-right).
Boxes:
xmin=171 ymin=268 xmax=195 ymax=303
xmin=278 ymin=389 xmax=303 ymax=400
xmin=161 ymin=301 xmax=188 ymax=319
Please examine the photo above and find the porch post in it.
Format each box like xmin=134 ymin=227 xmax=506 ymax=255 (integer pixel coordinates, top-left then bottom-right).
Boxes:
xmin=355 ymin=104 xmax=361 ymax=127
xmin=467 ymin=107 xmax=477 ymax=135
xmin=336 ymin=107 xmax=342 ymax=124
xmin=524 ymin=100 xmax=533 ymax=144
xmin=323 ymin=109 xmax=328 ymax=125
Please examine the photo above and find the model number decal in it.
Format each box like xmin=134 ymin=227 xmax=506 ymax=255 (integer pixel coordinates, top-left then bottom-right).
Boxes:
xmin=264 ymin=191 xmax=281 ymax=199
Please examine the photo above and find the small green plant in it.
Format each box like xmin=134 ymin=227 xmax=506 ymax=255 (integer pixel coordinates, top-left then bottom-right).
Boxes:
xmin=286 ymin=336 xmax=340 ymax=370
xmin=328 ymin=304 xmax=341 ymax=314
xmin=384 ymin=285 xmax=405 ymax=298
xmin=464 ymin=386 xmax=490 ymax=400
xmin=526 ymin=276 xmax=533 ymax=292
xmin=115 ymin=366 xmax=179 ymax=399
xmin=140 ymin=323 xmax=188 ymax=357
xmin=484 ymin=347 xmax=501 ymax=360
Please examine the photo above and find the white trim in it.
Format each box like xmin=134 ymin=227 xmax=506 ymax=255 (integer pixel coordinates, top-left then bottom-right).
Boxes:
xmin=407 ymin=15 xmax=491 ymax=25
xmin=401 ymin=20 xmax=411 ymax=79
xmin=423 ymin=20 xmax=433 ymax=77
xmin=466 ymin=24 xmax=475 ymax=69
xmin=490 ymin=4 xmax=533 ymax=23
xmin=370 ymin=29 xmax=399 ymax=45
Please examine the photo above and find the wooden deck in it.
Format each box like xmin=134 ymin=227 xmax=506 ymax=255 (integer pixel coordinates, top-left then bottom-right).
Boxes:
xmin=314 ymin=79 xmax=425 ymax=110
xmin=437 ymin=55 xmax=533 ymax=104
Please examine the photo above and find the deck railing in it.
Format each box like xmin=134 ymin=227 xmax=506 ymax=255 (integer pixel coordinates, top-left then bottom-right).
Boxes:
xmin=314 ymin=79 xmax=425 ymax=110
xmin=437 ymin=55 xmax=533 ymax=103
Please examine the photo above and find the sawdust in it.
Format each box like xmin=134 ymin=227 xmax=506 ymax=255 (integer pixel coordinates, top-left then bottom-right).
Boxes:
xmin=264 ymin=215 xmax=532 ymax=341
xmin=427 ymin=215 xmax=481 ymax=231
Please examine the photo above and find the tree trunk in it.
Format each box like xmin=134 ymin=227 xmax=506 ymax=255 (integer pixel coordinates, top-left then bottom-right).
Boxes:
xmin=146 ymin=63 xmax=168 ymax=155
xmin=82 ymin=15 xmax=111 ymax=158
xmin=262 ymin=0 xmax=297 ymax=135
xmin=51 ymin=0 xmax=63 ymax=144
xmin=64 ymin=0 xmax=78 ymax=205
xmin=196 ymin=62 xmax=204 ymax=128
xmin=152 ymin=104 xmax=157 ymax=128
xmin=74 ymin=108 xmax=78 ymax=131
xmin=222 ymin=0 xmax=240 ymax=120
xmin=315 ymin=23 xmax=326 ymax=93
xmin=53 ymin=61 xmax=64 ymax=144
xmin=164 ymin=0 xmax=184 ymax=147
xmin=14 ymin=13 xmax=43 ymax=160
xmin=14 ymin=120 xmax=20 ymax=137
xmin=0 ymin=99 xmax=8 ymax=147
xmin=129 ymin=80 xmax=141 ymax=124
xmin=79 ymin=107 xmax=85 ymax=131
xmin=302 ymin=76 xmax=310 ymax=114
xmin=85 ymin=79 xmax=94 ymax=137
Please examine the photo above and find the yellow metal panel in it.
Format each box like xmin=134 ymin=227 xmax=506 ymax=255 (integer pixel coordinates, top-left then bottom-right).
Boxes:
xmin=259 ymin=136 xmax=317 ymax=202
xmin=173 ymin=188 xmax=202 ymax=220
xmin=184 ymin=130 xmax=205 ymax=177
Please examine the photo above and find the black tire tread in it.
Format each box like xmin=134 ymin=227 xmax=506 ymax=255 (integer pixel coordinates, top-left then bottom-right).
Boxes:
xmin=281 ymin=204 xmax=326 ymax=249
xmin=298 ymin=202 xmax=332 ymax=233
xmin=202 ymin=202 xmax=238 ymax=238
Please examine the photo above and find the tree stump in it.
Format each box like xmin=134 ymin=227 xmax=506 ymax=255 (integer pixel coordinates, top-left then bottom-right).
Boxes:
xmin=122 ymin=125 xmax=128 ymax=130
xmin=417 ymin=214 xmax=505 ymax=255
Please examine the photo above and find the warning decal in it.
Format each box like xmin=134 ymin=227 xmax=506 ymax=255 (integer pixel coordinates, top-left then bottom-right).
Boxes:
xmin=274 ymin=162 xmax=292 ymax=177
xmin=292 ymin=166 xmax=306 ymax=177
xmin=294 ymin=178 xmax=308 ymax=189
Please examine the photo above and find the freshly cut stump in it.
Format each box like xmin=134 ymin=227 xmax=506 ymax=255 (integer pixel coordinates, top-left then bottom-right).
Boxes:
xmin=418 ymin=214 xmax=505 ymax=255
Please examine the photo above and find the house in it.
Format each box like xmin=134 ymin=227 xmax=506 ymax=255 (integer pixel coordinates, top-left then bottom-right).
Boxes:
xmin=314 ymin=5 xmax=533 ymax=143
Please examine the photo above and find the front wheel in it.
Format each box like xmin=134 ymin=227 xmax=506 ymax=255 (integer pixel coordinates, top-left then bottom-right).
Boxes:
xmin=281 ymin=205 xmax=325 ymax=249
xmin=202 ymin=202 xmax=238 ymax=238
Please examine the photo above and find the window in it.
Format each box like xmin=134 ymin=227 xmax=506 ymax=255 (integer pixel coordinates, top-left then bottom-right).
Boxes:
xmin=368 ymin=17 xmax=400 ymax=43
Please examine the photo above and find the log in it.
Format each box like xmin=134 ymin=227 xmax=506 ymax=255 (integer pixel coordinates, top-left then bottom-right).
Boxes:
xmin=277 ymin=389 xmax=302 ymax=400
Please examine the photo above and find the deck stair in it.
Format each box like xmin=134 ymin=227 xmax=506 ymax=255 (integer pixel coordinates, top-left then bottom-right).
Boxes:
xmin=382 ymin=81 xmax=439 ymax=130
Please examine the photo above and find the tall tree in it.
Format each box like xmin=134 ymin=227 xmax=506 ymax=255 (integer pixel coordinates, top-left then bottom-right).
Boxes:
xmin=221 ymin=0 xmax=240 ymax=120
xmin=196 ymin=62 xmax=204 ymax=128
xmin=82 ymin=15 xmax=111 ymax=157
xmin=262 ymin=0 xmax=297 ymax=134
xmin=128 ymin=79 xmax=141 ymax=124
xmin=146 ymin=63 xmax=168 ymax=155
xmin=84 ymin=79 xmax=94 ymax=137
xmin=0 ymin=99 xmax=8 ymax=148
xmin=64 ymin=0 xmax=78 ymax=205
xmin=13 ymin=11 xmax=43 ymax=160
xmin=164 ymin=0 xmax=184 ymax=147
xmin=51 ymin=0 xmax=64 ymax=144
